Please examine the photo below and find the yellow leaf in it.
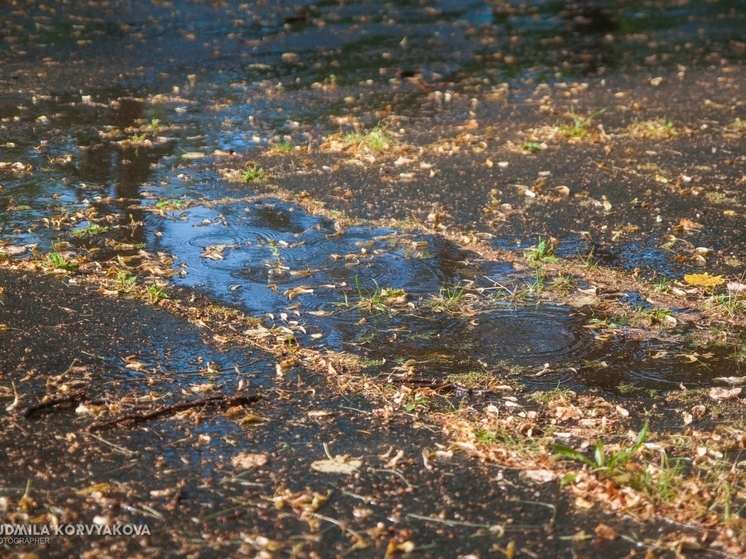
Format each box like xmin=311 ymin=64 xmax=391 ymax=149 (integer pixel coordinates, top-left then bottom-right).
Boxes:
xmin=238 ymin=414 xmax=265 ymax=426
xmin=683 ymin=273 xmax=725 ymax=287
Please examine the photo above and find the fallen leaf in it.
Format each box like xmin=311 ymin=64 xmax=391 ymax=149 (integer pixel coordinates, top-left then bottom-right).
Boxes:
xmin=684 ymin=273 xmax=725 ymax=287
xmin=180 ymin=151 xmax=205 ymax=160
xmin=594 ymin=523 xmax=618 ymax=540
xmin=238 ymin=414 xmax=265 ymax=426
xmin=524 ymin=469 xmax=556 ymax=483
xmin=574 ymin=497 xmax=594 ymax=509
xmin=76 ymin=483 xmax=111 ymax=496
xmin=570 ymin=295 xmax=599 ymax=308
xmin=677 ymin=217 xmax=703 ymax=230
xmin=709 ymin=387 xmax=742 ymax=401
xmin=384 ymin=450 xmax=404 ymax=469
xmin=310 ymin=456 xmax=362 ymax=474
xmin=691 ymin=404 xmax=705 ymax=416
xmin=231 ymin=452 xmax=269 ymax=469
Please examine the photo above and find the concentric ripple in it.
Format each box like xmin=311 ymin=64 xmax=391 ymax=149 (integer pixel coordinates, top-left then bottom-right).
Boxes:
xmin=473 ymin=305 xmax=598 ymax=368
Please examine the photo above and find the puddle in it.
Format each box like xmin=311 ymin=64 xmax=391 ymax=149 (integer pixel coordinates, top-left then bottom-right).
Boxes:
xmin=2 ymin=0 xmax=745 ymax=397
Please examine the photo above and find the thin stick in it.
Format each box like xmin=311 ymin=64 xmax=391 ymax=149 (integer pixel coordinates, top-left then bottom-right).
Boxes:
xmin=407 ymin=513 xmax=505 ymax=535
xmin=88 ymin=394 xmax=260 ymax=432
xmin=21 ymin=390 xmax=88 ymax=417
xmin=88 ymin=433 xmax=136 ymax=456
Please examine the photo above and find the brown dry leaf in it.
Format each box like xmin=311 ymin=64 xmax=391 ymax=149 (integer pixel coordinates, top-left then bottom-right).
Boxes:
xmin=594 ymin=523 xmax=618 ymax=540
xmin=574 ymin=497 xmax=594 ymax=509
xmin=570 ymin=294 xmax=599 ymax=308
xmin=422 ymin=448 xmax=432 ymax=470
xmin=190 ymin=383 xmax=216 ymax=393
xmin=709 ymin=387 xmax=742 ymax=401
xmin=677 ymin=217 xmax=703 ymax=230
xmin=76 ymin=482 xmax=111 ymax=496
xmin=683 ymin=273 xmax=725 ymax=287
xmin=384 ymin=449 xmax=404 ymax=469
xmin=691 ymin=404 xmax=706 ymax=419
xmin=231 ymin=452 xmax=269 ymax=470
xmin=283 ymin=285 xmax=313 ymax=301
xmin=674 ymin=537 xmax=705 ymax=552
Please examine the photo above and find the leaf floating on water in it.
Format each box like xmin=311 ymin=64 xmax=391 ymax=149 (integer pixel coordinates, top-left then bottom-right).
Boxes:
xmin=190 ymin=383 xmax=216 ymax=393
xmin=125 ymin=361 xmax=147 ymax=371
xmin=180 ymin=151 xmax=205 ymax=160
xmin=283 ymin=286 xmax=314 ymax=300
xmin=308 ymin=310 xmax=332 ymax=317
xmin=709 ymin=387 xmax=742 ymax=401
xmin=683 ymin=273 xmax=725 ymax=287
xmin=201 ymin=244 xmax=234 ymax=260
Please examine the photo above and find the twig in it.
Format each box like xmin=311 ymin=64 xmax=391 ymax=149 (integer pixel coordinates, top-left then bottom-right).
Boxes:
xmin=21 ymin=390 xmax=88 ymax=417
xmin=88 ymin=394 xmax=260 ymax=432
xmin=165 ymin=480 xmax=187 ymax=512
xmin=310 ymin=512 xmax=366 ymax=542
xmin=389 ymin=377 xmax=496 ymax=397
xmin=407 ymin=513 xmax=505 ymax=535
xmin=368 ymin=467 xmax=416 ymax=489
xmin=88 ymin=433 xmax=136 ymax=456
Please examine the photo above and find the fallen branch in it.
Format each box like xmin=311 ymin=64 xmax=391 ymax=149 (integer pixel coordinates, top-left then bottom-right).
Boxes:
xmin=21 ymin=392 xmax=154 ymax=418
xmin=21 ymin=390 xmax=89 ymax=417
xmin=88 ymin=394 xmax=261 ymax=432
